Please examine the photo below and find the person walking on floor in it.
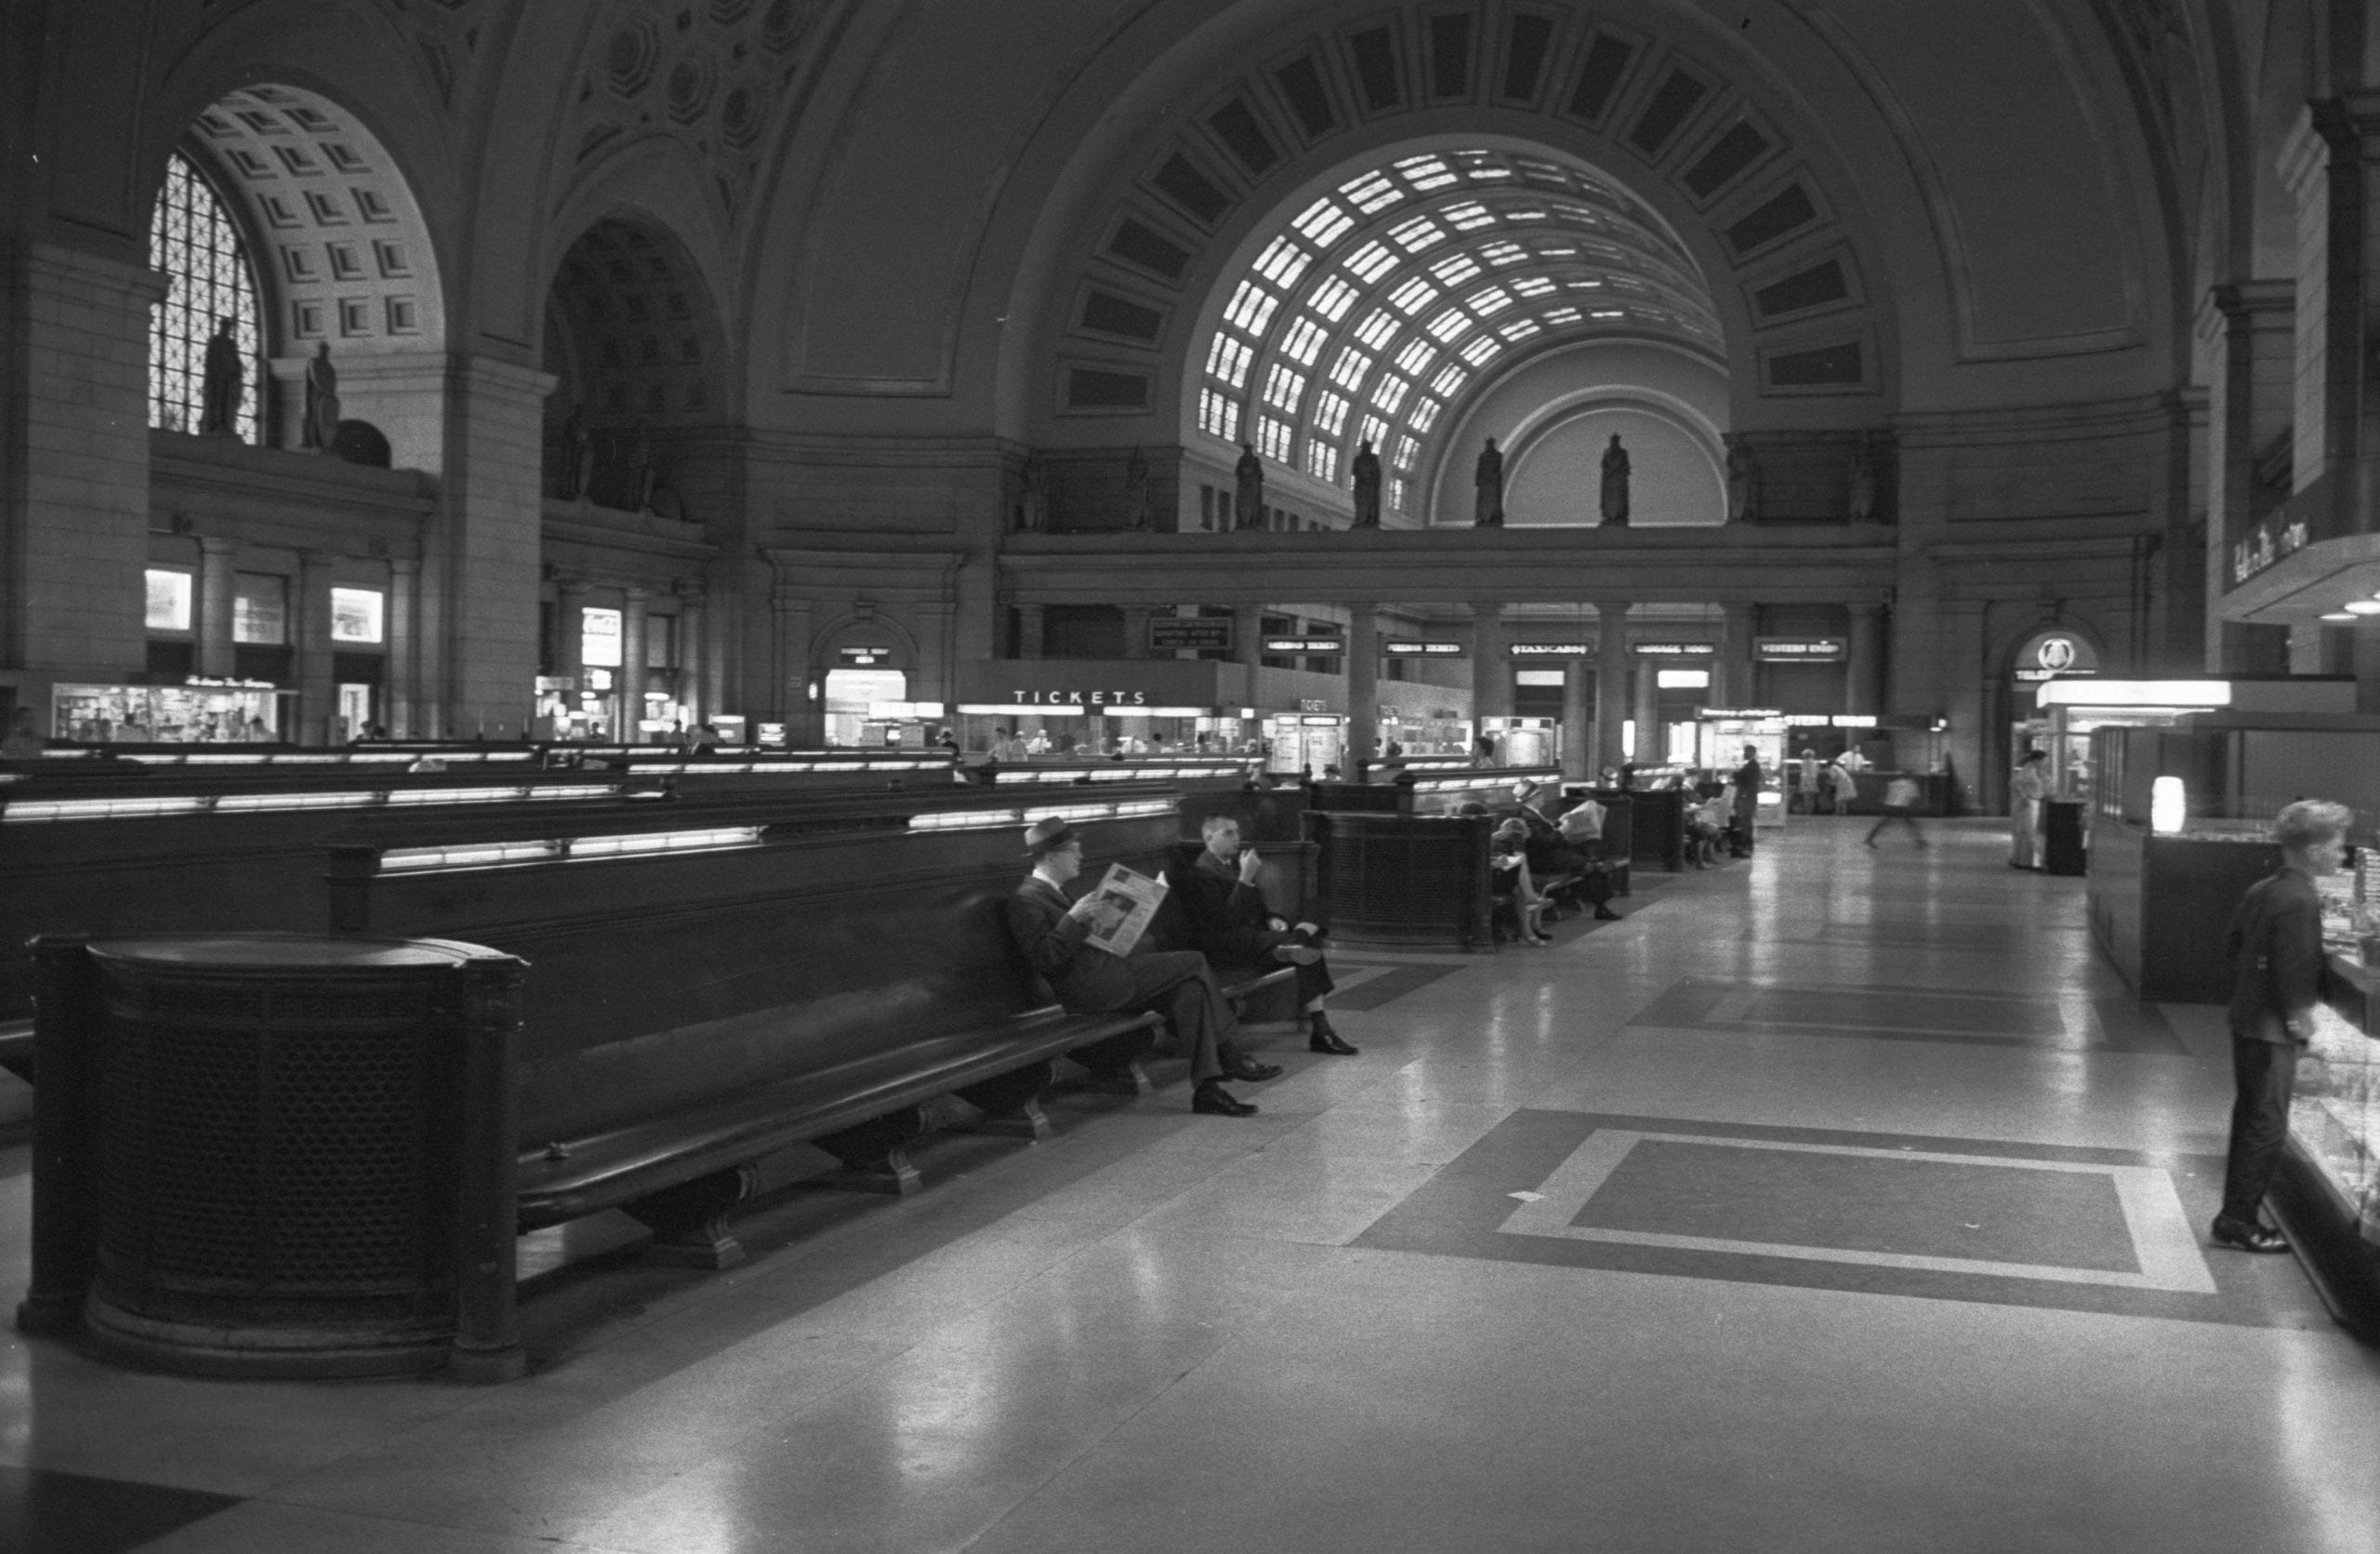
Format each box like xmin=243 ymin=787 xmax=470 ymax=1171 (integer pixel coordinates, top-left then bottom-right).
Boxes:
xmin=2009 ymin=748 xmax=2049 ymax=869
xmin=1863 ymin=773 xmax=1926 ymax=848
xmin=1005 ymin=816 xmax=1279 ymax=1116
xmin=2211 ymin=799 xmax=2349 ymax=1253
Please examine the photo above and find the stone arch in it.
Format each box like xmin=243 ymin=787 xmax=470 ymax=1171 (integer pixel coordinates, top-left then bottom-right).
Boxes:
xmin=145 ymin=79 xmax=449 ymax=463
xmin=1020 ymin=5 xmax=1897 ymax=464
xmin=1499 ymin=390 xmax=1726 ymax=531
xmin=538 ymin=207 xmax=735 ymax=509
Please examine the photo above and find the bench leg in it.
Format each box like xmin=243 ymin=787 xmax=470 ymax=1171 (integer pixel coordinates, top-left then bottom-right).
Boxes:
xmin=1066 ymin=1026 xmax=1157 ymax=1096
xmin=954 ymin=1063 xmax=1056 ymax=1141
xmin=813 ymin=1108 xmax=926 ymax=1196
xmin=622 ymin=1163 xmax=761 ymax=1269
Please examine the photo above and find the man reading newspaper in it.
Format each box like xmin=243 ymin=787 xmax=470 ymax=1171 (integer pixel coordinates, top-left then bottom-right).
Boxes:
xmin=1004 ymin=816 xmax=1280 ymax=1116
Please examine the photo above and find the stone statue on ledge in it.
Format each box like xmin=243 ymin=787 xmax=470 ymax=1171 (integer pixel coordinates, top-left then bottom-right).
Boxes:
xmin=1846 ymin=432 xmax=1880 ymax=523
xmin=1234 ymin=442 xmax=1264 ymax=530
xmin=1474 ymin=438 xmax=1504 ymax=526
xmin=559 ymin=405 xmax=592 ymax=500
xmin=1350 ymin=438 xmax=1382 ymax=527
xmin=200 ymin=315 xmax=243 ymax=436
xmin=1124 ymin=446 xmax=1151 ymax=529
xmin=629 ymin=421 xmax=657 ymax=512
xmin=1599 ymin=434 xmax=1630 ymax=525
xmin=1725 ymin=435 xmax=1762 ymax=524
xmin=1017 ymin=454 xmax=1049 ymax=532
xmin=301 ymin=340 xmax=340 ymax=453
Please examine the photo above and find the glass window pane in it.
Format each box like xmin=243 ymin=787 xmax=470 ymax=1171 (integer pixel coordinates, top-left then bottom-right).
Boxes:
xmin=232 ymin=572 xmax=286 ymax=644
xmin=145 ymin=569 xmax=193 ymax=632
xmin=148 ymin=153 xmax=261 ymax=443
xmin=330 ymin=587 xmax=385 ymax=644
xmin=581 ymin=606 xmax=623 ymax=668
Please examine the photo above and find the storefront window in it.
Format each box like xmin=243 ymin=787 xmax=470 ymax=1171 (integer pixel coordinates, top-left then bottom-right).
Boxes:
xmin=51 ymin=681 xmax=277 ymax=743
xmin=233 ymin=573 xmax=286 ymax=644
xmin=581 ymin=606 xmax=622 ymax=668
xmin=330 ymin=587 xmax=385 ymax=644
xmin=824 ymin=668 xmax=906 ymax=747
xmin=145 ymin=569 xmax=193 ymax=632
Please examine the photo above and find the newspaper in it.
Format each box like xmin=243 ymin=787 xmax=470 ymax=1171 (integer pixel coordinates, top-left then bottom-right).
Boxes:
xmin=1079 ymin=863 xmax=1169 ymax=958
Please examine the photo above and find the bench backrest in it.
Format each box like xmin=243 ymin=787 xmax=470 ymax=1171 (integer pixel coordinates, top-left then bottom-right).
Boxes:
xmin=326 ymin=804 xmax=1184 ymax=1142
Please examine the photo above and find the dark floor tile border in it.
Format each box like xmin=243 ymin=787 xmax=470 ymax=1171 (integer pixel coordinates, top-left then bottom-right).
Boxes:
xmin=1352 ymin=1109 xmax=2333 ymax=1331
xmin=1330 ymin=963 xmax=1461 ymax=1012
xmin=0 ymin=1465 xmax=243 ymax=1554
xmin=1626 ymin=977 xmax=2187 ymax=1056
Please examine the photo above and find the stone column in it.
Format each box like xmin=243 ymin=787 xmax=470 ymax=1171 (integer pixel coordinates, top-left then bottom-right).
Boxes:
xmin=1345 ymin=604 xmax=1379 ymax=766
xmin=1469 ymin=604 xmax=1509 ymax=724
xmin=387 ymin=557 xmax=421 ymax=738
xmin=2277 ymin=97 xmax=2380 ymax=487
xmin=1941 ymin=600 xmax=1989 ymax=811
xmin=1231 ymin=604 xmax=1264 ymax=669
xmin=1561 ymin=652 xmax=1592 ymax=782
xmin=195 ymin=537 xmax=238 ymax=679
xmin=1846 ymin=604 xmax=1885 ymax=715
xmin=619 ymin=587 xmax=651 ymax=741
xmin=1013 ymin=604 xmax=1046 ymax=659
xmin=678 ymin=598 xmax=707 ymax=724
xmin=773 ymin=585 xmax=817 ymax=744
xmin=418 ymin=356 xmax=554 ymax=740
xmin=296 ymin=551 xmax=338 ymax=746
xmin=1595 ymin=604 xmax=1631 ymax=777
xmin=0 ymin=246 xmax=161 ymax=680
xmin=2202 ymin=282 xmax=2296 ymax=672
xmin=552 ymin=576 xmax=588 ymax=701
xmin=1119 ymin=604 xmax=1156 ymax=660
xmin=1721 ymin=602 xmax=1758 ymax=708
xmin=1633 ymin=657 xmax=1659 ymax=764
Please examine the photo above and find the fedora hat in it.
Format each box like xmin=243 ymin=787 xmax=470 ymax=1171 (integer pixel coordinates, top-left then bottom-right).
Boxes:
xmin=1024 ymin=816 xmax=1078 ymax=857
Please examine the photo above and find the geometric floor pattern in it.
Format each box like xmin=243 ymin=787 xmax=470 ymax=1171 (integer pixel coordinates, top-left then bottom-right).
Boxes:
xmin=1 ymin=817 xmax=2374 ymax=1553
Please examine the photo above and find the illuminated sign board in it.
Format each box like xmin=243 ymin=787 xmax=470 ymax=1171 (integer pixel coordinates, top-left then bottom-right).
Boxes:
xmin=1633 ymin=642 xmax=1717 ymax=657
xmin=1754 ymin=638 xmax=1846 ymax=662
xmin=1383 ymin=640 xmax=1465 ymax=657
xmin=837 ymin=644 xmax=897 ymax=666
xmin=1264 ymin=636 xmax=1344 ymax=654
xmin=1149 ymin=618 xmax=1234 ymax=652
xmin=1507 ymin=643 xmax=1593 ymax=657
xmin=1003 ymin=689 xmax=1150 ymax=706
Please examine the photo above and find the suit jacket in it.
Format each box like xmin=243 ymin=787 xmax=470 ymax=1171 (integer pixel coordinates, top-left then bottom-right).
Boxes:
xmin=1167 ymin=849 xmax=1284 ymax=966
xmin=2224 ymin=867 xmax=2323 ymax=1043
xmin=1005 ymin=874 xmax=1138 ymax=1013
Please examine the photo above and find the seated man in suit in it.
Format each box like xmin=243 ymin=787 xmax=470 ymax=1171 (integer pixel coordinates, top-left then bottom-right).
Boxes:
xmin=1167 ymin=815 xmax=1357 ymax=1056
xmin=1006 ymin=816 xmax=1279 ymax=1117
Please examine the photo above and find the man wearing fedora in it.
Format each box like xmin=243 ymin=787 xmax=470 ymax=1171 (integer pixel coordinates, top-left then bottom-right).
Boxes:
xmin=1007 ymin=815 xmax=1280 ymax=1116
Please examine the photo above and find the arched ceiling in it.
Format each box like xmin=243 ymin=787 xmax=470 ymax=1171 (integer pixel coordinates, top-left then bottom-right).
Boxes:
xmin=542 ymin=216 xmax=730 ymax=427
xmin=181 ymin=84 xmax=445 ymax=357
xmin=1187 ymin=143 xmax=1720 ymax=517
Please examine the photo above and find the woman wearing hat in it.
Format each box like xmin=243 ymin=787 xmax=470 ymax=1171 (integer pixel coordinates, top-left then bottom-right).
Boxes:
xmin=1006 ymin=816 xmax=1278 ymax=1116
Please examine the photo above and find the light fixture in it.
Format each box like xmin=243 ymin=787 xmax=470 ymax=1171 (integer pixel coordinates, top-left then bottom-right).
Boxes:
xmin=2345 ymin=601 xmax=2380 ymax=615
xmin=2150 ymin=776 xmax=2187 ymax=834
xmin=2322 ymin=612 xmax=2358 ymax=622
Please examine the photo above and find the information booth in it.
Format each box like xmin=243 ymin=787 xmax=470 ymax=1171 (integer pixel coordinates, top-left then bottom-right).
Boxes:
xmin=1694 ymin=710 xmax=1788 ymax=832
xmin=1477 ymin=716 xmax=1557 ymax=768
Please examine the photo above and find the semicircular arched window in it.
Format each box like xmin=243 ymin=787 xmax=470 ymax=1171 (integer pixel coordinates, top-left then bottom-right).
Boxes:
xmin=148 ymin=151 xmax=262 ymax=443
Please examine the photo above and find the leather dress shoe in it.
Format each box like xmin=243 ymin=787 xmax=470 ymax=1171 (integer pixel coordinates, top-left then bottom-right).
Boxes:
xmin=1223 ymin=1056 xmax=1284 ymax=1082
xmin=2210 ymin=1215 xmax=2290 ymax=1254
xmin=1192 ymin=1081 xmax=1256 ymax=1116
xmin=1593 ymin=906 xmax=1622 ymax=921
xmin=1308 ymin=1021 xmax=1358 ymax=1056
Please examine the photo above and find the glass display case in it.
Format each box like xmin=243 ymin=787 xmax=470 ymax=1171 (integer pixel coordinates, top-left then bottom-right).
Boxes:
xmin=50 ymin=680 xmax=281 ymax=743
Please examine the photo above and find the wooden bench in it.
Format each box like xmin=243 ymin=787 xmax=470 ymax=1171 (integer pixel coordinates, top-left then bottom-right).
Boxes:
xmin=321 ymin=786 xmax=1254 ymax=1280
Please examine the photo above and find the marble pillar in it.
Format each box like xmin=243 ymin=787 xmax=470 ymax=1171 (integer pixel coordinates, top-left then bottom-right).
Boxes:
xmin=1346 ymin=604 xmax=1379 ymax=767
xmin=195 ymin=537 xmax=237 ymax=679
xmin=1846 ymin=604 xmax=1885 ymax=715
xmin=1470 ymin=604 xmax=1509 ymax=726
xmin=1595 ymin=604 xmax=1631 ymax=778
xmin=1560 ymin=652 xmax=1592 ymax=782
xmin=296 ymin=550 xmax=337 ymax=746
xmin=388 ymin=558 xmax=421 ymax=738
xmin=620 ymin=587 xmax=650 ymax=741
xmin=1721 ymin=603 xmax=1758 ymax=708
xmin=1633 ymin=657 xmax=1659 ymax=764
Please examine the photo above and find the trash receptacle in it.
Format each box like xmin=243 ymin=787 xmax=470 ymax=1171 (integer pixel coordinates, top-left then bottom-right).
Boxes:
xmin=15 ymin=934 xmax=524 ymax=1379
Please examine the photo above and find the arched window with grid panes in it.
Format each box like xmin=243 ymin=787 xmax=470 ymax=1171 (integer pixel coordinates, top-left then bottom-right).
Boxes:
xmin=148 ymin=150 xmax=263 ymax=443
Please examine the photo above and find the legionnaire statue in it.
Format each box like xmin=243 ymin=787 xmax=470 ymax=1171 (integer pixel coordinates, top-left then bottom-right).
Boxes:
xmin=1726 ymin=434 xmax=1762 ymax=524
xmin=630 ymin=421 xmax=657 ymax=511
xmin=1600 ymin=433 xmax=1631 ymax=525
xmin=1846 ymin=432 xmax=1880 ymax=523
xmin=1234 ymin=441 xmax=1264 ymax=529
xmin=302 ymin=340 xmax=340 ymax=452
xmin=1350 ymin=438 xmax=1382 ymax=527
xmin=1474 ymin=437 xmax=1504 ymax=526
xmin=1018 ymin=454 xmax=1050 ymax=532
xmin=199 ymin=315 xmax=243 ymax=436
xmin=1124 ymin=446 xmax=1152 ymax=529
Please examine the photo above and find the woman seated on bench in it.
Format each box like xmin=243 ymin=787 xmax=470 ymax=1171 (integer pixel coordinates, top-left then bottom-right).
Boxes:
xmin=1491 ymin=818 xmax=1552 ymax=945
xmin=1006 ymin=817 xmax=1280 ymax=1117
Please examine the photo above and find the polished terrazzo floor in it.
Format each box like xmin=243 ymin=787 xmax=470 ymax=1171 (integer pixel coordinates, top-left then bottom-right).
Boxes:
xmin=3 ymin=818 xmax=2375 ymax=1552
